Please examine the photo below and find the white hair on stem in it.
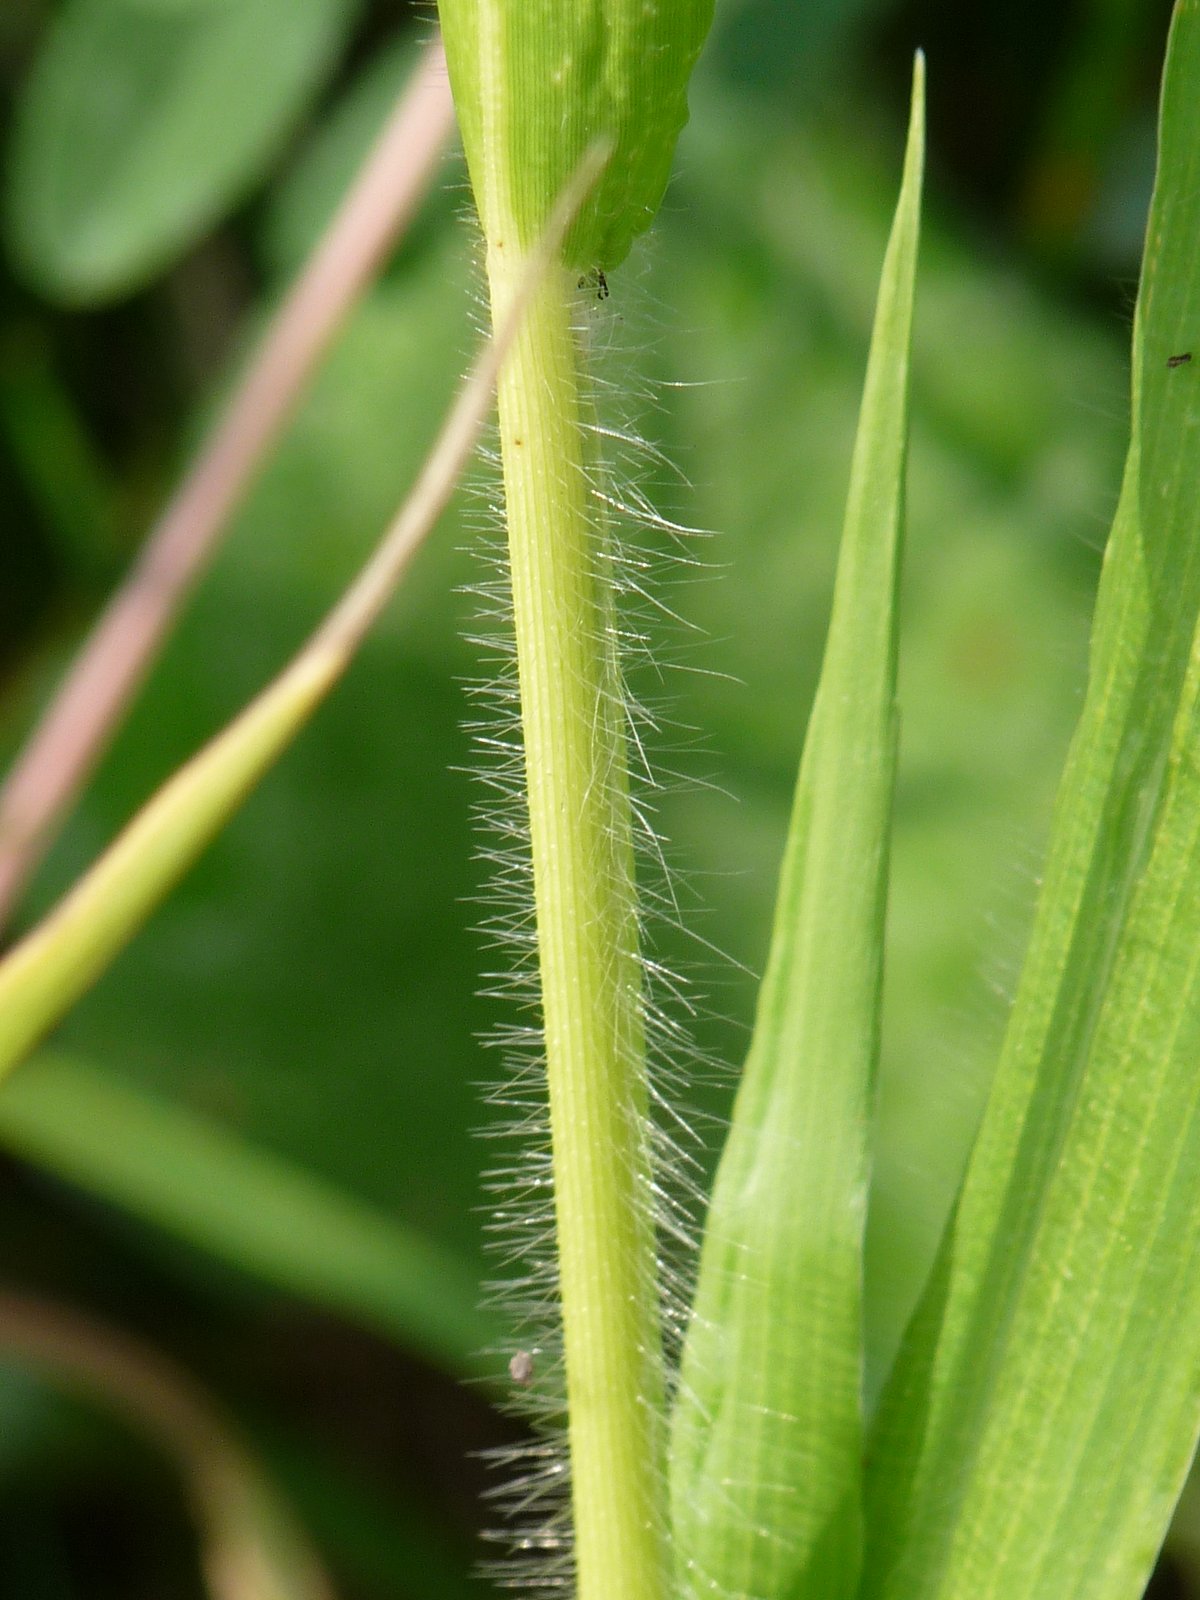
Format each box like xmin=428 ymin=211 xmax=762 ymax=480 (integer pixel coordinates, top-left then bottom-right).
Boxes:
xmin=456 ymin=240 xmax=740 ymax=1594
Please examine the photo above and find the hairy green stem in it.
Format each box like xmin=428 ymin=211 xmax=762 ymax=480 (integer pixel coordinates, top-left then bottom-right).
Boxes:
xmin=486 ymin=245 xmax=667 ymax=1600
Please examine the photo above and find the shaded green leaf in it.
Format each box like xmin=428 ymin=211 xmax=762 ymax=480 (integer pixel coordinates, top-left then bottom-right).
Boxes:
xmin=668 ymin=58 xmax=924 ymax=1600
xmin=0 ymin=1053 xmax=500 ymax=1378
xmin=6 ymin=0 xmax=359 ymax=304
xmin=862 ymin=8 xmax=1200 ymax=1599
xmin=0 ymin=327 xmax=121 ymax=577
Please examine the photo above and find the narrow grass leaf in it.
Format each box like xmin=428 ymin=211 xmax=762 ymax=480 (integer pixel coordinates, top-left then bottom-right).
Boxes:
xmin=669 ymin=59 xmax=923 ymax=1600
xmin=861 ymin=9 xmax=1200 ymax=1600
xmin=0 ymin=645 xmax=344 ymax=1079
xmin=0 ymin=1053 xmax=501 ymax=1379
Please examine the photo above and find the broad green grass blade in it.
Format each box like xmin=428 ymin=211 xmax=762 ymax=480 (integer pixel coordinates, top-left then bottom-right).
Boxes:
xmin=669 ymin=59 xmax=923 ymax=1600
xmin=0 ymin=1053 xmax=501 ymax=1378
xmin=861 ymin=9 xmax=1200 ymax=1600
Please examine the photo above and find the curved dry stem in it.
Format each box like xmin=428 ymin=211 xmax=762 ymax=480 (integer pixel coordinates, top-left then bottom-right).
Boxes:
xmin=0 ymin=34 xmax=456 ymax=931
xmin=0 ymin=1291 xmax=332 ymax=1600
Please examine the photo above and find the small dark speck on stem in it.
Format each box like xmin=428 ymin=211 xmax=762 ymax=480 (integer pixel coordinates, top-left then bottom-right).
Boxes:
xmin=1167 ymin=352 xmax=1192 ymax=368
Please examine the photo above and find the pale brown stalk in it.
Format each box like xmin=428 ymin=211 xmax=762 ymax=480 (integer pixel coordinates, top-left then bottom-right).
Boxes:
xmin=0 ymin=35 xmax=455 ymax=929
xmin=0 ymin=1291 xmax=333 ymax=1600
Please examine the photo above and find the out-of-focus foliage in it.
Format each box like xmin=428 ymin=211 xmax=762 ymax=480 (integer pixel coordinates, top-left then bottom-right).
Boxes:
xmin=6 ymin=0 xmax=361 ymax=303
xmin=0 ymin=0 xmax=1190 ymax=1597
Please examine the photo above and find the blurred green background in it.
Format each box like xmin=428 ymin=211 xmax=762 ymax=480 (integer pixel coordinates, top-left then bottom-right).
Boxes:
xmin=0 ymin=0 xmax=1187 ymax=1595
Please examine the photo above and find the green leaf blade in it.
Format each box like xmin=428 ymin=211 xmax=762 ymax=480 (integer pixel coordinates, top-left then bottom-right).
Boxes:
xmin=438 ymin=0 xmax=715 ymax=272
xmin=861 ymin=9 xmax=1200 ymax=1599
xmin=668 ymin=59 xmax=924 ymax=1600
xmin=6 ymin=0 xmax=358 ymax=304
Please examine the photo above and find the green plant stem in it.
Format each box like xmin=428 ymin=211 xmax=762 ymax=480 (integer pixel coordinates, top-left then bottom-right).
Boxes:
xmin=486 ymin=248 xmax=667 ymax=1600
